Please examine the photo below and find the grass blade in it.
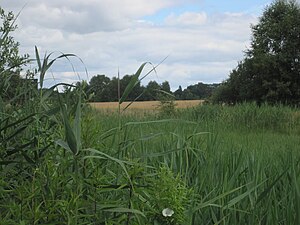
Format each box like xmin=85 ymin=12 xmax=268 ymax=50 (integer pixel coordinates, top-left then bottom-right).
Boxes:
xmin=119 ymin=62 xmax=148 ymax=104
xmin=61 ymin=104 xmax=78 ymax=155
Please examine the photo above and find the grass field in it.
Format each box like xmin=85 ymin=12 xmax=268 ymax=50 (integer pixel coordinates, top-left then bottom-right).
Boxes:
xmin=2 ymin=94 xmax=300 ymax=224
xmin=79 ymin=102 xmax=300 ymax=224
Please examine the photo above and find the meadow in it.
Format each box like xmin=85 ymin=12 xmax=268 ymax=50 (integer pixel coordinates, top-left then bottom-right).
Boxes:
xmin=84 ymin=102 xmax=300 ymax=224
xmin=2 ymin=87 xmax=300 ymax=224
xmin=1 ymin=53 xmax=300 ymax=225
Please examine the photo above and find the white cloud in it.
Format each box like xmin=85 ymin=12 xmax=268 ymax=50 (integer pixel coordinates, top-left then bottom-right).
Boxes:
xmin=1 ymin=0 xmax=258 ymax=90
xmin=4 ymin=0 xmax=192 ymax=33
xmin=165 ymin=12 xmax=207 ymax=26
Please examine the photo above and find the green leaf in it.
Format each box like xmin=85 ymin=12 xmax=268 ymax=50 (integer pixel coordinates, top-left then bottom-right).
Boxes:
xmin=84 ymin=148 xmax=133 ymax=186
xmin=193 ymin=185 xmax=245 ymax=212
xmin=35 ymin=46 xmax=77 ymax=89
xmin=61 ymin=104 xmax=78 ymax=155
xmin=74 ymin=92 xmax=81 ymax=151
xmin=226 ymin=180 xmax=265 ymax=208
xmin=35 ymin=46 xmax=41 ymax=71
xmin=103 ymin=207 xmax=145 ymax=217
xmin=55 ymin=139 xmax=71 ymax=152
xmin=256 ymin=167 xmax=289 ymax=205
xmin=119 ymin=62 xmax=148 ymax=104
xmin=0 ymin=160 xmax=18 ymax=165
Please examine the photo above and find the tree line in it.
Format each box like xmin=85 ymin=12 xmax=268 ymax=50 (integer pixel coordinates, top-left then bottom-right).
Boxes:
xmin=83 ymin=74 xmax=219 ymax=102
xmin=1 ymin=0 xmax=300 ymax=106
xmin=212 ymin=0 xmax=300 ymax=106
xmin=85 ymin=0 xmax=300 ymax=105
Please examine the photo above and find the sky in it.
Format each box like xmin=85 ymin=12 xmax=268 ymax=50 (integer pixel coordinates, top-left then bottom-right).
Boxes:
xmin=1 ymin=0 xmax=282 ymax=90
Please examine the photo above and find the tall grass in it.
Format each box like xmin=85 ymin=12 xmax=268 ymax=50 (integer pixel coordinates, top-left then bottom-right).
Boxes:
xmin=1 ymin=40 xmax=300 ymax=223
xmin=81 ymin=103 xmax=300 ymax=224
xmin=178 ymin=102 xmax=300 ymax=133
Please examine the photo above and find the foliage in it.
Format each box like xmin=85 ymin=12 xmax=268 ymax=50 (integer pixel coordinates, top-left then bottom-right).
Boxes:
xmin=83 ymin=103 xmax=300 ymax=224
xmin=213 ymin=0 xmax=300 ymax=105
xmin=88 ymin=74 xmax=111 ymax=101
xmin=147 ymin=166 xmax=191 ymax=225
xmin=142 ymin=80 xmax=161 ymax=100
xmin=0 ymin=6 xmax=29 ymax=102
xmin=175 ymin=83 xmax=219 ymax=100
xmin=87 ymin=74 xmax=218 ymax=102
xmin=157 ymin=92 xmax=177 ymax=116
xmin=161 ymin=81 xmax=171 ymax=93
xmin=174 ymin=85 xmax=183 ymax=99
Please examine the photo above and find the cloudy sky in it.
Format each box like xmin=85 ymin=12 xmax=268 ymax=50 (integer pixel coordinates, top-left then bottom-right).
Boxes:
xmin=1 ymin=0 xmax=277 ymax=90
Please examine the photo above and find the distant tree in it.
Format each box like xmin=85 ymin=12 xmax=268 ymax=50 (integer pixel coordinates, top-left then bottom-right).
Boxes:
xmin=86 ymin=73 xmax=220 ymax=102
xmin=175 ymin=82 xmax=218 ymax=100
xmin=144 ymin=81 xmax=161 ymax=100
xmin=186 ymin=82 xmax=216 ymax=99
xmin=174 ymin=85 xmax=183 ymax=100
xmin=181 ymin=89 xmax=196 ymax=100
xmin=120 ymin=75 xmax=144 ymax=101
xmin=88 ymin=74 xmax=111 ymax=102
xmin=0 ymin=7 xmax=29 ymax=101
xmin=160 ymin=81 xmax=171 ymax=93
xmin=213 ymin=0 xmax=300 ymax=105
xmin=105 ymin=76 xmax=118 ymax=102
xmin=88 ymin=74 xmax=145 ymax=102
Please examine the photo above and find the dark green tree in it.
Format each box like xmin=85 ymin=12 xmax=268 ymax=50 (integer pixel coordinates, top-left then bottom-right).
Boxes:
xmin=160 ymin=81 xmax=171 ymax=93
xmin=0 ymin=7 xmax=29 ymax=101
xmin=88 ymin=74 xmax=145 ymax=102
xmin=88 ymin=74 xmax=111 ymax=101
xmin=186 ymin=82 xmax=217 ymax=99
xmin=174 ymin=85 xmax=183 ymax=100
xmin=143 ymin=81 xmax=161 ymax=100
xmin=214 ymin=0 xmax=300 ymax=105
xmin=181 ymin=89 xmax=196 ymax=100
xmin=120 ymin=74 xmax=144 ymax=101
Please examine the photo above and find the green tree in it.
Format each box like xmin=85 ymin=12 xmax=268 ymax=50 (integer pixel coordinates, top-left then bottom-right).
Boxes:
xmin=0 ymin=7 xmax=29 ymax=101
xmin=181 ymin=89 xmax=196 ymax=100
xmin=120 ymin=74 xmax=144 ymax=101
xmin=144 ymin=80 xmax=161 ymax=100
xmin=88 ymin=74 xmax=145 ymax=102
xmin=174 ymin=85 xmax=183 ymax=100
xmin=186 ymin=82 xmax=217 ymax=100
xmin=88 ymin=74 xmax=111 ymax=101
xmin=160 ymin=81 xmax=171 ymax=93
xmin=214 ymin=0 xmax=300 ymax=105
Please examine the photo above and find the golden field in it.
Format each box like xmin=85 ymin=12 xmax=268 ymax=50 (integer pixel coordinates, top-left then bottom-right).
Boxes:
xmin=89 ymin=100 xmax=203 ymax=111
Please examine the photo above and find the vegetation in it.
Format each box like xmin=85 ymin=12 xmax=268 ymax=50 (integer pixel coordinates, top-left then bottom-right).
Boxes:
xmin=174 ymin=83 xmax=219 ymax=100
xmin=87 ymin=74 xmax=217 ymax=102
xmin=0 ymin=6 xmax=29 ymax=103
xmin=2 ymin=78 xmax=300 ymax=224
xmin=1 ymin=1 xmax=300 ymax=224
xmin=213 ymin=0 xmax=300 ymax=105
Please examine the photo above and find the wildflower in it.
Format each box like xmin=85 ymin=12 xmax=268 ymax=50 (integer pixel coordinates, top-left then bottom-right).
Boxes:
xmin=162 ymin=208 xmax=174 ymax=217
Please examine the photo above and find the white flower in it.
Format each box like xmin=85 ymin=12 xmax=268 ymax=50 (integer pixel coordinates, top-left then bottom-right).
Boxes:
xmin=162 ymin=208 xmax=174 ymax=217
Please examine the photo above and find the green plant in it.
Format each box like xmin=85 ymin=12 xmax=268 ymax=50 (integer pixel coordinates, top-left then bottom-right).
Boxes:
xmin=157 ymin=91 xmax=177 ymax=117
xmin=146 ymin=166 xmax=191 ymax=225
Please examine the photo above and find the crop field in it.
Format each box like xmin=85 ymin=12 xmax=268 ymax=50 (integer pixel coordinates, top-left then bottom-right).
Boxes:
xmin=89 ymin=100 xmax=204 ymax=110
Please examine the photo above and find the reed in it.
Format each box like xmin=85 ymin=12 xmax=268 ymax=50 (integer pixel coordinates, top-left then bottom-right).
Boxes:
xmin=1 ymin=44 xmax=300 ymax=223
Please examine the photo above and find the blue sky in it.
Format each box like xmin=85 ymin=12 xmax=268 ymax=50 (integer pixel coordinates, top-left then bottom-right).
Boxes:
xmin=144 ymin=0 xmax=271 ymax=23
xmin=1 ymin=0 xmax=280 ymax=90
xmin=202 ymin=0 xmax=271 ymax=13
